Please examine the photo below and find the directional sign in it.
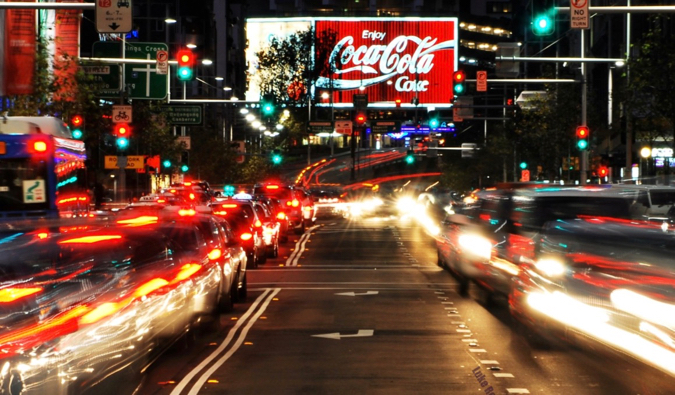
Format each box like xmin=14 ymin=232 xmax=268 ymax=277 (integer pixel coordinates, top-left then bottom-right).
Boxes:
xmin=96 ymin=0 xmax=133 ymax=34
xmin=82 ymin=65 xmax=121 ymax=92
xmin=162 ymin=105 xmax=203 ymax=125
xmin=92 ymin=41 xmax=168 ymax=100
xmin=476 ymin=71 xmax=487 ymax=92
xmin=311 ymin=329 xmax=374 ymax=340
xmin=308 ymin=121 xmax=333 ymax=134
xmin=570 ymin=0 xmax=590 ymax=29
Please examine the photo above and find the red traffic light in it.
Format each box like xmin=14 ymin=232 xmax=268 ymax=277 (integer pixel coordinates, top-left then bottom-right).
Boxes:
xmin=452 ymin=70 xmax=466 ymax=83
xmin=355 ymin=112 xmax=367 ymax=125
xmin=576 ymin=126 xmax=589 ymax=138
xmin=176 ymin=49 xmax=195 ymax=67
xmin=71 ymin=115 xmax=83 ymax=127
xmin=114 ymin=123 xmax=131 ymax=137
xmin=395 ymin=98 xmax=402 ymax=107
xmin=598 ymin=166 xmax=608 ymax=177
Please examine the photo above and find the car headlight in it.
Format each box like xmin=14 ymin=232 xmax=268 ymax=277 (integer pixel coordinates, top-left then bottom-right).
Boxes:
xmin=458 ymin=234 xmax=492 ymax=260
xmin=534 ymin=258 xmax=566 ymax=277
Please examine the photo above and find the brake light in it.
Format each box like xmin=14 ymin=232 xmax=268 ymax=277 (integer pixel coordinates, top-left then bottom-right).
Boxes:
xmin=292 ymin=199 xmax=299 ymax=207
xmin=221 ymin=204 xmax=238 ymax=208
xmin=58 ymin=235 xmax=122 ymax=244
xmin=178 ymin=208 xmax=196 ymax=216
xmin=33 ymin=140 xmax=48 ymax=152
xmin=157 ymin=199 xmax=166 ymax=203
xmin=189 ymin=193 xmax=196 ymax=200
xmin=254 ymin=219 xmax=262 ymax=228
xmin=266 ymin=185 xmax=279 ymax=190
xmin=276 ymin=212 xmax=286 ymax=220
xmin=213 ymin=210 xmax=227 ymax=216
xmin=174 ymin=263 xmax=202 ymax=282
xmin=184 ymin=182 xmax=192 ymax=186
xmin=304 ymin=206 xmax=312 ymax=212
xmin=37 ymin=232 xmax=49 ymax=239
xmin=170 ymin=189 xmax=177 ymax=193
xmin=0 ymin=287 xmax=42 ymax=303
xmin=286 ymin=201 xmax=291 ymax=206
xmin=117 ymin=216 xmax=159 ymax=226
xmin=208 ymin=248 xmax=222 ymax=260
xmin=240 ymin=232 xmax=253 ymax=241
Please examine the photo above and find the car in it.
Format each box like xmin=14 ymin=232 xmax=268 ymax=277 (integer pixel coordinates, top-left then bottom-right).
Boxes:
xmin=436 ymin=184 xmax=633 ymax=297
xmin=0 ymin=222 xmax=223 ymax=395
xmin=254 ymin=195 xmax=290 ymax=243
xmin=209 ymin=200 xmax=266 ymax=268
xmin=253 ymin=183 xmax=316 ymax=234
xmin=611 ymin=184 xmax=675 ymax=222
xmin=510 ymin=216 xmax=675 ymax=376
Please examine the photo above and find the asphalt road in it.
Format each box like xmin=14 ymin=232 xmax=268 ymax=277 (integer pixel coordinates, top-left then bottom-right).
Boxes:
xmin=130 ymin=213 xmax=675 ymax=395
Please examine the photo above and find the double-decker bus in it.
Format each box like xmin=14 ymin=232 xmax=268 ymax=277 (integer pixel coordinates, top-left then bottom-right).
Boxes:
xmin=0 ymin=116 xmax=88 ymax=219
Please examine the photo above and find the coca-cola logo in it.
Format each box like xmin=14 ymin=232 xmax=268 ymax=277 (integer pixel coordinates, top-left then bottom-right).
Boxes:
xmin=317 ymin=30 xmax=455 ymax=93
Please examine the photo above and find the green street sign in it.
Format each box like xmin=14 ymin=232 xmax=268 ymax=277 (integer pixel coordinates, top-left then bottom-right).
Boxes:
xmin=161 ymin=105 xmax=203 ymax=126
xmin=92 ymin=41 xmax=168 ymax=100
xmin=372 ymin=121 xmax=400 ymax=134
xmin=308 ymin=121 xmax=333 ymax=134
xmin=81 ymin=65 xmax=121 ymax=93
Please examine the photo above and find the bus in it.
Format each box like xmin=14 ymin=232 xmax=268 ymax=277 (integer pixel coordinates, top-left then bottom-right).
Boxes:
xmin=0 ymin=116 xmax=89 ymax=219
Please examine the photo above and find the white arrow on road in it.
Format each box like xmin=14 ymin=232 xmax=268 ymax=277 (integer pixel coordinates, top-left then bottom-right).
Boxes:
xmin=334 ymin=291 xmax=379 ymax=297
xmin=312 ymin=329 xmax=374 ymax=340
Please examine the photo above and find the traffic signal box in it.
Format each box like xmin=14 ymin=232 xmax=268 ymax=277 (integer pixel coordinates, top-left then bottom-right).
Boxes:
xmin=113 ymin=123 xmax=131 ymax=149
xmin=176 ymin=49 xmax=195 ymax=81
xmin=576 ymin=126 xmax=589 ymax=150
xmin=271 ymin=149 xmax=283 ymax=165
xmin=452 ymin=70 xmax=466 ymax=96
xmin=405 ymin=149 xmax=415 ymax=164
xmin=70 ymin=115 xmax=84 ymax=139
xmin=355 ymin=112 xmax=367 ymax=126
xmin=261 ymin=94 xmax=276 ymax=118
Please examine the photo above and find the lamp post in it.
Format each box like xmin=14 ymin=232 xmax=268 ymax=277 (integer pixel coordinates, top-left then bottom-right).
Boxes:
xmin=640 ymin=147 xmax=651 ymax=182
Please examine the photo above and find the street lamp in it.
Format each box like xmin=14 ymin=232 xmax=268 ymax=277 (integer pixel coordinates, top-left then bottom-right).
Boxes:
xmin=640 ymin=147 xmax=651 ymax=181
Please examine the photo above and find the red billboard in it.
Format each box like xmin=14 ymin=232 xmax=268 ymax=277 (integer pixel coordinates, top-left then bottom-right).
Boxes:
xmin=246 ymin=18 xmax=458 ymax=107
xmin=315 ymin=19 xmax=457 ymax=106
xmin=3 ymin=0 xmax=37 ymax=96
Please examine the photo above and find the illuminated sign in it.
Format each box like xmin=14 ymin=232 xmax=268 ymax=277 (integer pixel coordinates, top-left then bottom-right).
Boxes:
xmin=652 ymin=148 xmax=673 ymax=158
xmin=246 ymin=17 xmax=458 ymax=107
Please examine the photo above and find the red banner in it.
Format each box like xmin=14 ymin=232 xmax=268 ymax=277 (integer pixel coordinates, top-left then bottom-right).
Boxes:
xmin=53 ymin=0 xmax=82 ymax=101
xmin=4 ymin=0 xmax=36 ymax=95
xmin=315 ymin=19 xmax=457 ymax=105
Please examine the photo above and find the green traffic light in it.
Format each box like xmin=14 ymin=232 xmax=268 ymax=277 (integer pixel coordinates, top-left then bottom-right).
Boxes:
xmin=577 ymin=139 xmax=588 ymax=150
xmin=405 ymin=155 xmax=415 ymax=164
xmin=519 ymin=162 xmax=528 ymax=170
xmin=454 ymin=84 xmax=464 ymax=95
xmin=272 ymin=154 xmax=282 ymax=164
xmin=263 ymin=104 xmax=275 ymax=116
xmin=181 ymin=164 xmax=189 ymax=172
xmin=72 ymin=129 xmax=83 ymax=139
xmin=163 ymin=160 xmax=172 ymax=168
xmin=178 ymin=66 xmax=193 ymax=81
xmin=533 ymin=14 xmax=554 ymax=36
xmin=116 ymin=137 xmax=129 ymax=149
xmin=429 ymin=119 xmax=439 ymax=129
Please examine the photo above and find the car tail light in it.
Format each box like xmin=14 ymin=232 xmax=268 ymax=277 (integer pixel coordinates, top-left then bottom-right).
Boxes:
xmin=184 ymin=182 xmax=192 ymax=186
xmin=208 ymin=248 xmax=222 ymax=260
xmin=240 ymin=232 xmax=253 ymax=241
xmin=32 ymin=140 xmax=48 ymax=153
xmin=0 ymin=287 xmax=42 ymax=303
xmin=254 ymin=219 xmax=262 ymax=228
xmin=304 ymin=206 xmax=312 ymax=212
xmin=221 ymin=204 xmax=238 ymax=208
xmin=213 ymin=210 xmax=227 ymax=216
xmin=189 ymin=193 xmax=196 ymax=200
xmin=157 ymin=199 xmax=166 ymax=203
xmin=170 ymin=189 xmax=177 ymax=193
xmin=277 ymin=212 xmax=286 ymax=220
xmin=58 ymin=235 xmax=122 ymax=244
xmin=174 ymin=263 xmax=202 ymax=282
xmin=117 ymin=216 xmax=159 ymax=226
xmin=266 ymin=185 xmax=279 ymax=190
xmin=291 ymin=199 xmax=299 ymax=207
xmin=178 ymin=208 xmax=196 ymax=216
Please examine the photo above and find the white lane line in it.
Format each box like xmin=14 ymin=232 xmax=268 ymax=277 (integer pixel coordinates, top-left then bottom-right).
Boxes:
xmin=456 ymin=329 xmax=471 ymax=333
xmin=506 ymin=389 xmax=530 ymax=394
xmin=480 ymin=360 xmax=500 ymax=365
xmin=461 ymin=339 xmax=478 ymax=342
xmin=493 ymin=373 xmax=515 ymax=378
xmin=469 ymin=349 xmax=486 ymax=353
xmin=286 ymin=225 xmax=319 ymax=266
xmin=170 ymin=288 xmax=276 ymax=395
xmin=186 ymin=288 xmax=281 ymax=395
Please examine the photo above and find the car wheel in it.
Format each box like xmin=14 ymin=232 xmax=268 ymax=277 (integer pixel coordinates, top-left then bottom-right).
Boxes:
xmin=218 ymin=279 xmax=234 ymax=313
xmin=238 ymin=271 xmax=248 ymax=301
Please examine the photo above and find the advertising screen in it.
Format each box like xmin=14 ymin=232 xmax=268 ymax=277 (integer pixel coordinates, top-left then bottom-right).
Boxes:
xmin=246 ymin=17 xmax=458 ymax=108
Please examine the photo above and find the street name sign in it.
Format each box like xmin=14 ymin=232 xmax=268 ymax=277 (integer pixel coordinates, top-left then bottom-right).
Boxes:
xmin=92 ymin=41 xmax=168 ymax=100
xmin=96 ymin=0 xmax=132 ymax=34
xmin=570 ymin=0 xmax=590 ymax=29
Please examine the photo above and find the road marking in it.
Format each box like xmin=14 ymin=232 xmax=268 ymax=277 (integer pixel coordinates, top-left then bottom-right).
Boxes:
xmin=461 ymin=339 xmax=478 ymax=342
xmin=469 ymin=349 xmax=487 ymax=353
xmin=493 ymin=373 xmax=515 ymax=378
xmin=312 ymin=329 xmax=375 ymax=340
xmin=286 ymin=225 xmax=320 ymax=266
xmin=506 ymin=389 xmax=530 ymax=394
xmin=171 ymin=288 xmax=280 ymax=395
xmin=334 ymin=291 xmax=379 ymax=296
xmin=480 ymin=360 xmax=500 ymax=364
xmin=456 ymin=329 xmax=471 ymax=333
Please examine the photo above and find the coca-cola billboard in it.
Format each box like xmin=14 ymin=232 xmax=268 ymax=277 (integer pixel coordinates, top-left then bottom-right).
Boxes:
xmin=246 ymin=18 xmax=458 ymax=107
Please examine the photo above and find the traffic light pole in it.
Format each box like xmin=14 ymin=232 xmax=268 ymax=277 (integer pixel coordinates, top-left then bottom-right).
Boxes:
xmin=581 ymin=29 xmax=588 ymax=185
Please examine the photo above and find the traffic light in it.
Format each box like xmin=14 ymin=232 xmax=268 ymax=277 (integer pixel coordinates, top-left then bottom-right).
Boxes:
xmin=355 ymin=112 xmax=367 ymax=125
xmin=163 ymin=159 xmax=172 ymax=168
xmin=533 ymin=12 xmax=555 ymax=36
xmin=70 ymin=114 xmax=84 ymax=139
xmin=261 ymin=94 xmax=275 ymax=117
xmin=113 ymin=123 xmax=131 ymax=150
xmin=176 ymin=49 xmax=195 ymax=81
xmin=576 ymin=126 xmax=589 ymax=150
xmin=223 ymin=185 xmax=236 ymax=196
xmin=429 ymin=114 xmax=439 ymax=129
xmin=395 ymin=98 xmax=402 ymax=108
xmin=181 ymin=164 xmax=189 ymax=172
xmin=271 ymin=149 xmax=283 ymax=165
xmin=452 ymin=70 xmax=466 ymax=95
xmin=180 ymin=151 xmax=189 ymax=172
xmin=598 ymin=166 xmax=609 ymax=178
xmin=405 ymin=149 xmax=415 ymax=164
xmin=519 ymin=161 xmax=528 ymax=170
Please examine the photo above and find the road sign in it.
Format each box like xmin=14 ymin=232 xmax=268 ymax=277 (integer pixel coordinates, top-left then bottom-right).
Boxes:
xmin=161 ymin=105 xmax=203 ymax=125
xmin=371 ymin=121 xmax=399 ymax=134
xmin=105 ymin=155 xmax=146 ymax=169
xmin=308 ymin=121 xmax=333 ymax=134
xmin=335 ymin=121 xmax=353 ymax=135
xmin=461 ymin=143 xmax=477 ymax=158
xmin=96 ymin=0 xmax=133 ymax=34
xmin=570 ymin=0 xmax=590 ymax=29
xmin=156 ymin=50 xmax=168 ymax=75
xmin=453 ymin=106 xmax=463 ymax=122
xmin=476 ymin=71 xmax=487 ymax=92
xmin=82 ymin=65 xmax=121 ymax=92
xmin=92 ymin=41 xmax=168 ymax=100
xmin=177 ymin=136 xmax=191 ymax=150
xmin=521 ymin=169 xmax=531 ymax=182
xmin=112 ymin=105 xmax=132 ymax=123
